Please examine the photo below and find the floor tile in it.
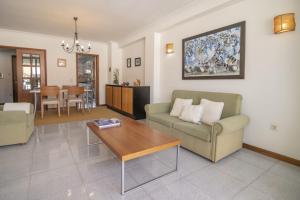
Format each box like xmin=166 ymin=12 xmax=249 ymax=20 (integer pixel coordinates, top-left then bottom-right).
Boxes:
xmin=28 ymin=165 xmax=83 ymax=200
xmin=251 ymin=171 xmax=300 ymax=200
xmin=233 ymin=149 xmax=278 ymax=170
xmin=0 ymin=158 xmax=32 ymax=184
xmin=148 ymin=178 xmax=198 ymax=200
xmin=31 ymin=144 xmax=74 ymax=174
xmin=0 ymin=177 xmax=29 ymax=200
xmin=71 ymin=143 xmax=114 ymax=164
xmin=86 ymin=174 xmax=143 ymax=200
xmin=233 ymin=186 xmax=273 ymax=200
xmin=186 ymin=166 xmax=247 ymax=200
xmin=77 ymin=158 xmax=120 ymax=183
xmin=269 ymin=161 xmax=300 ymax=184
xmin=215 ymin=156 xmax=266 ymax=184
xmin=41 ymin=186 xmax=89 ymax=200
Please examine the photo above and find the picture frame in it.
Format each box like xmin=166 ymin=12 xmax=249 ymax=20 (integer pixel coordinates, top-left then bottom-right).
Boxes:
xmin=182 ymin=21 xmax=246 ymax=80
xmin=57 ymin=58 xmax=67 ymax=67
xmin=127 ymin=58 xmax=131 ymax=68
xmin=135 ymin=57 xmax=141 ymax=67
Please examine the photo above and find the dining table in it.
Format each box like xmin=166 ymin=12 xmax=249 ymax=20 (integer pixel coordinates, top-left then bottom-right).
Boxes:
xmin=29 ymin=88 xmax=93 ymax=115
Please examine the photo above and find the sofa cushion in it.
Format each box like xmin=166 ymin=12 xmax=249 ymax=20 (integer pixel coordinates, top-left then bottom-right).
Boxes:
xmin=147 ymin=113 xmax=182 ymax=128
xmin=173 ymin=122 xmax=211 ymax=142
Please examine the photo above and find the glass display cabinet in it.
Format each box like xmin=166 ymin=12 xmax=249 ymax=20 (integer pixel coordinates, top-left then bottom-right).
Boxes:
xmin=76 ymin=53 xmax=99 ymax=108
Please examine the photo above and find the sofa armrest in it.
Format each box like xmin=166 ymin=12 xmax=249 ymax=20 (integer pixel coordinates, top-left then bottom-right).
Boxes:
xmin=0 ymin=111 xmax=27 ymax=125
xmin=213 ymin=115 xmax=249 ymax=135
xmin=145 ymin=102 xmax=171 ymax=114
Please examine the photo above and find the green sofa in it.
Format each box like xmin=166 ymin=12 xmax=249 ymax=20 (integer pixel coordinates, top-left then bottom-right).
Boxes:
xmin=0 ymin=104 xmax=34 ymax=146
xmin=145 ymin=90 xmax=249 ymax=162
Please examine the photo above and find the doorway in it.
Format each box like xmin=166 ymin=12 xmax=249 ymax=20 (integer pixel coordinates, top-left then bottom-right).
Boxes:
xmin=76 ymin=53 xmax=99 ymax=108
xmin=0 ymin=45 xmax=47 ymax=105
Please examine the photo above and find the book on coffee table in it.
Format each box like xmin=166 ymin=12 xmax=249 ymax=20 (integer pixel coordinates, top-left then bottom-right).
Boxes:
xmin=94 ymin=118 xmax=121 ymax=129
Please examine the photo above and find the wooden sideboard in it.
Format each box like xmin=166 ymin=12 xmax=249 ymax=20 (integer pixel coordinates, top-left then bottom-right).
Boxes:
xmin=105 ymin=84 xmax=150 ymax=119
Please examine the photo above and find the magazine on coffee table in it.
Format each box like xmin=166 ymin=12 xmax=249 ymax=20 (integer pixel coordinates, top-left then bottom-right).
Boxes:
xmin=94 ymin=118 xmax=121 ymax=129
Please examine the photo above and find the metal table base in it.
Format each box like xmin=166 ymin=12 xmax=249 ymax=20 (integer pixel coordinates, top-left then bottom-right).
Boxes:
xmin=121 ymin=144 xmax=180 ymax=195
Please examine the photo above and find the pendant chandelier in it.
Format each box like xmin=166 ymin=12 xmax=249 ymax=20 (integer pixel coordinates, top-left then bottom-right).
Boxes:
xmin=61 ymin=17 xmax=91 ymax=53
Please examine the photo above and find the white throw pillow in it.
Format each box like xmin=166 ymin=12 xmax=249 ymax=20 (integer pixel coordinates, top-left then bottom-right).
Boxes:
xmin=170 ymin=98 xmax=193 ymax=117
xmin=200 ymin=99 xmax=224 ymax=125
xmin=179 ymin=105 xmax=203 ymax=124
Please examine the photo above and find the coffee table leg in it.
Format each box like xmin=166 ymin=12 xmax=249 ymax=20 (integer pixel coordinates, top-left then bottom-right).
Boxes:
xmin=176 ymin=144 xmax=180 ymax=171
xmin=86 ymin=127 xmax=90 ymax=145
xmin=121 ymin=160 xmax=125 ymax=195
xmin=86 ymin=127 xmax=103 ymax=146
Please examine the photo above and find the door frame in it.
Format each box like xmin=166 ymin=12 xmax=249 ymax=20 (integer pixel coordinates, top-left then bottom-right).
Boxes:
xmin=76 ymin=53 xmax=99 ymax=106
xmin=0 ymin=44 xmax=47 ymax=85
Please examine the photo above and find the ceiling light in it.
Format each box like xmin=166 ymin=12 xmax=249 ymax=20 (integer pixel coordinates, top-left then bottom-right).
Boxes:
xmin=61 ymin=17 xmax=91 ymax=53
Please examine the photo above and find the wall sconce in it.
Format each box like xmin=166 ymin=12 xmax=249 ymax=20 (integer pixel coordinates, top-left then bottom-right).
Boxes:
xmin=166 ymin=43 xmax=174 ymax=54
xmin=274 ymin=13 xmax=296 ymax=34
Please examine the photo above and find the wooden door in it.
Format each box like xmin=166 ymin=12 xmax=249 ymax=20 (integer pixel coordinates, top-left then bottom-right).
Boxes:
xmin=112 ymin=86 xmax=122 ymax=110
xmin=106 ymin=85 xmax=113 ymax=106
xmin=16 ymin=49 xmax=46 ymax=103
xmin=11 ymin=55 xmax=18 ymax=102
xmin=122 ymin=87 xmax=133 ymax=114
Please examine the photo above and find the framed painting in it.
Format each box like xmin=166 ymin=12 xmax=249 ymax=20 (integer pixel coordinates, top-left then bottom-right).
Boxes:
xmin=182 ymin=21 xmax=246 ymax=79
xmin=127 ymin=58 xmax=131 ymax=68
xmin=135 ymin=57 xmax=141 ymax=67
xmin=57 ymin=58 xmax=67 ymax=67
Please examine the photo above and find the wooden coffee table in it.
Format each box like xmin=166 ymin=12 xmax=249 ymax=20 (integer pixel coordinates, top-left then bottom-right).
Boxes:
xmin=86 ymin=118 xmax=180 ymax=195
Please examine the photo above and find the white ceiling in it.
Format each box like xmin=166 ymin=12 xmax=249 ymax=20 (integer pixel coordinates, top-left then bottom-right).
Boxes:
xmin=0 ymin=0 xmax=198 ymax=42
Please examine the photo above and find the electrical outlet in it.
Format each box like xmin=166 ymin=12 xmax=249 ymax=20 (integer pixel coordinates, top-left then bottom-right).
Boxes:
xmin=270 ymin=124 xmax=277 ymax=131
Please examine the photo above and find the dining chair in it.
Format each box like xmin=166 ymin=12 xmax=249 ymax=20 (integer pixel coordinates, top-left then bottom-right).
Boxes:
xmin=61 ymin=85 xmax=72 ymax=111
xmin=67 ymin=86 xmax=85 ymax=116
xmin=40 ymin=86 xmax=60 ymax=119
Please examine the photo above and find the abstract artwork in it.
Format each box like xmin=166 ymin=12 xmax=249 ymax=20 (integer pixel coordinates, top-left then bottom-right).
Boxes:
xmin=182 ymin=21 xmax=245 ymax=79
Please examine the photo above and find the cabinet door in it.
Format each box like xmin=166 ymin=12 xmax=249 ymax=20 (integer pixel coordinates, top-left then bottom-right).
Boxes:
xmin=112 ymin=86 xmax=122 ymax=110
xmin=106 ymin=85 xmax=113 ymax=106
xmin=122 ymin=87 xmax=133 ymax=114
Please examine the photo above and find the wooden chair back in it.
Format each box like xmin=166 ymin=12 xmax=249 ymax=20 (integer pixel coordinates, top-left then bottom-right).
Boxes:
xmin=68 ymin=86 xmax=84 ymax=96
xmin=41 ymin=86 xmax=59 ymax=98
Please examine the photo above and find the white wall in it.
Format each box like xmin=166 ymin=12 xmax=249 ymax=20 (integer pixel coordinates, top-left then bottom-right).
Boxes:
xmin=0 ymin=49 xmax=15 ymax=102
xmin=117 ymin=0 xmax=300 ymax=160
xmin=122 ymin=39 xmax=145 ymax=85
xmin=108 ymin=42 xmax=122 ymax=84
xmin=0 ymin=29 xmax=108 ymax=104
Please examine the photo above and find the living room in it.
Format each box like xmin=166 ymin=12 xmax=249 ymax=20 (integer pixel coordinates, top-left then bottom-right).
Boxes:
xmin=0 ymin=0 xmax=299 ymax=199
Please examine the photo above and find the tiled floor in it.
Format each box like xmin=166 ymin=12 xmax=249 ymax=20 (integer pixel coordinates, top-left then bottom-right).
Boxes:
xmin=1 ymin=121 xmax=300 ymax=200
